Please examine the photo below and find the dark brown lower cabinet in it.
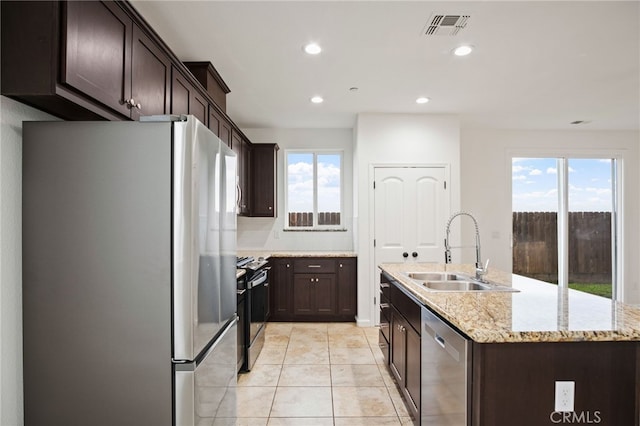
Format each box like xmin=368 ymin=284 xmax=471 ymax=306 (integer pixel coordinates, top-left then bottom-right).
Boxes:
xmin=471 ymin=341 xmax=639 ymax=426
xmin=389 ymin=305 xmax=420 ymax=420
xmin=293 ymin=274 xmax=336 ymax=316
xmin=269 ymin=256 xmax=356 ymax=322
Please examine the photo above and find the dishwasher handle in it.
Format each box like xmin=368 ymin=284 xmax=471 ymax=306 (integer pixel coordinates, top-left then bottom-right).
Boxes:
xmin=434 ymin=333 xmax=446 ymax=349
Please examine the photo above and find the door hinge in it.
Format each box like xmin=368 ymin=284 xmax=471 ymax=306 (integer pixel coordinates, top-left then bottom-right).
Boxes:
xmin=374 ymin=239 xmax=376 ymax=247
xmin=444 ymin=181 xmax=447 ymax=189
xmin=373 ymin=181 xmax=376 ymax=189
xmin=374 ymin=296 xmax=377 ymax=305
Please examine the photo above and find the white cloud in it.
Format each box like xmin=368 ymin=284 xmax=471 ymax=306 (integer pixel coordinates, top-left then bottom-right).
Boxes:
xmin=529 ymin=169 xmax=542 ymax=176
xmin=546 ymin=167 xmax=557 ymax=174
xmin=513 ymin=175 xmax=527 ymax=181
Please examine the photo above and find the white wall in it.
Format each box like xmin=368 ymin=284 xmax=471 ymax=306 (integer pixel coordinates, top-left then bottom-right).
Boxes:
xmin=1 ymin=96 xmax=58 ymax=426
xmin=237 ymin=128 xmax=354 ymax=252
xmin=460 ymin=128 xmax=640 ymax=304
xmin=355 ymin=113 xmax=462 ymax=326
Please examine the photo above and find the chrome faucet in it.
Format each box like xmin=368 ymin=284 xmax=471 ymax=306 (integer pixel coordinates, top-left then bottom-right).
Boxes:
xmin=444 ymin=211 xmax=489 ymax=282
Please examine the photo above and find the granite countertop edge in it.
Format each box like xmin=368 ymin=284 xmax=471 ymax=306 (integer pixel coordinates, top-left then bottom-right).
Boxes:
xmin=379 ymin=263 xmax=640 ymax=344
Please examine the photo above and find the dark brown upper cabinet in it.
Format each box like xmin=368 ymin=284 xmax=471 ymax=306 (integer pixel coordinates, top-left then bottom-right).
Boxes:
xmin=170 ymin=66 xmax=207 ymax=125
xmin=250 ymin=143 xmax=279 ymax=217
xmin=232 ymin=130 xmax=250 ymax=216
xmin=62 ymin=1 xmax=132 ymax=117
xmin=209 ymin=107 xmax=232 ymax=147
xmin=2 ymin=1 xmax=170 ymax=120
xmin=64 ymin=1 xmax=170 ymax=120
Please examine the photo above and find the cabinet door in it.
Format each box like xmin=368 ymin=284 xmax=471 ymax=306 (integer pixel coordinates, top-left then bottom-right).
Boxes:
xmin=250 ymin=144 xmax=278 ymax=217
xmin=314 ymin=274 xmax=336 ymax=315
xmin=130 ymin=25 xmax=170 ymax=120
xmin=390 ymin=310 xmax=406 ymax=386
xmin=405 ymin=325 xmax=421 ymax=416
xmin=170 ymin=67 xmax=190 ymax=116
xmin=271 ymin=259 xmax=292 ymax=320
xmin=171 ymin=67 xmax=207 ymax=125
xmin=232 ymin=131 xmax=249 ymax=215
xmin=63 ymin=1 xmax=132 ymax=117
xmin=293 ymin=274 xmax=315 ymax=315
xmin=191 ymin=91 xmax=208 ymax=126
xmin=337 ymin=258 xmax=357 ymax=316
xmin=208 ymin=107 xmax=231 ymax=146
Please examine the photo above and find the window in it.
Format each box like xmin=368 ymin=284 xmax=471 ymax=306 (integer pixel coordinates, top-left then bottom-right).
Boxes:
xmin=286 ymin=151 xmax=343 ymax=229
xmin=512 ymin=157 xmax=618 ymax=299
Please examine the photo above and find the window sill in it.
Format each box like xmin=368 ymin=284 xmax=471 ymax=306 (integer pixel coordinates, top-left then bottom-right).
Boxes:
xmin=283 ymin=228 xmax=348 ymax=232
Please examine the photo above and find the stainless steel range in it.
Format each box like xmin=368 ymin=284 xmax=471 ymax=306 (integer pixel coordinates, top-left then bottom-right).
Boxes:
xmin=237 ymin=256 xmax=270 ymax=371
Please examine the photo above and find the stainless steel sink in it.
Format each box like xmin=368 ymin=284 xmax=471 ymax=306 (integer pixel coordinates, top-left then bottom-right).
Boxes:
xmin=423 ymin=280 xmax=492 ymax=291
xmin=405 ymin=272 xmax=463 ymax=281
xmin=402 ymin=271 xmax=519 ymax=292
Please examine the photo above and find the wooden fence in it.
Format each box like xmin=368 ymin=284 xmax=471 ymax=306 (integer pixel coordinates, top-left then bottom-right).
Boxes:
xmin=288 ymin=212 xmax=340 ymax=227
xmin=512 ymin=212 xmax=611 ymax=283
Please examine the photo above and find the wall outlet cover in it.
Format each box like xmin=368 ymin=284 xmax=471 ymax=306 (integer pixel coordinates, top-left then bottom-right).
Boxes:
xmin=555 ymin=381 xmax=575 ymax=412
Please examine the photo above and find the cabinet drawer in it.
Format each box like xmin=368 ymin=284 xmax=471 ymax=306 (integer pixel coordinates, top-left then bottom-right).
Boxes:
xmin=390 ymin=282 xmax=421 ymax=335
xmin=293 ymin=258 xmax=336 ymax=273
xmin=380 ymin=273 xmax=391 ymax=300
xmin=380 ymin=293 xmax=391 ymax=323
xmin=379 ymin=306 xmax=390 ymax=343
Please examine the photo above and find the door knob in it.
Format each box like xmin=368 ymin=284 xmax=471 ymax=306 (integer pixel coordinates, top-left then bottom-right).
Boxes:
xmin=412 ymin=252 xmax=418 ymax=258
xmin=402 ymin=252 xmax=409 ymax=258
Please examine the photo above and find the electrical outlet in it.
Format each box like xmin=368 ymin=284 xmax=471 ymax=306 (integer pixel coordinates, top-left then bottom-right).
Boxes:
xmin=555 ymin=381 xmax=575 ymax=412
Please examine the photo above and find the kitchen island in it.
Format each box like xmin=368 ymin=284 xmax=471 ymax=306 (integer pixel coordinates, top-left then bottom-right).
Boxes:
xmin=379 ymin=263 xmax=640 ymax=426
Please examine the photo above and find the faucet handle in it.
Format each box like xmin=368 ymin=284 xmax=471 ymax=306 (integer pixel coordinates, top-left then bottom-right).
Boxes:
xmin=476 ymin=258 xmax=490 ymax=281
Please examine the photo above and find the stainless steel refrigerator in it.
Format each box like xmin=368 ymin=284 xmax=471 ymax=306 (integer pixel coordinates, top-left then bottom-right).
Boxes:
xmin=22 ymin=115 xmax=238 ymax=426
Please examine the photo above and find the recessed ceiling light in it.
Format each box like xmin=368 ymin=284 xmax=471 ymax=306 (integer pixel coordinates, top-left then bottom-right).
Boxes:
xmin=304 ymin=43 xmax=322 ymax=55
xmin=452 ymin=45 xmax=473 ymax=56
xmin=310 ymin=96 xmax=324 ymax=104
xmin=416 ymin=97 xmax=430 ymax=104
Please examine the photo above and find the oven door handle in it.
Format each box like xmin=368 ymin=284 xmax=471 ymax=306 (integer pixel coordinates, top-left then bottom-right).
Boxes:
xmin=248 ymin=269 xmax=268 ymax=288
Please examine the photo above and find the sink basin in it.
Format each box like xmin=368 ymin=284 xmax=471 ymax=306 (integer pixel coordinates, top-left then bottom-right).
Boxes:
xmin=423 ymin=280 xmax=492 ymax=291
xmin=404 ymin=271 xmax=468 ymax=281
xmin=402 ymin=271 xmax=519 ymax=292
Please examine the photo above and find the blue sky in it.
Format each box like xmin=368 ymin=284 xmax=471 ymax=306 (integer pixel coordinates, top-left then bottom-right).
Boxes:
xmin=512 ymin=158 xmax=613 ymax=212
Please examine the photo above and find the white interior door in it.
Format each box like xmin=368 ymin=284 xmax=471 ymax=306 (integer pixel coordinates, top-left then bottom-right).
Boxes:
xmin=373 ymin=166 xmax=448 ymax=322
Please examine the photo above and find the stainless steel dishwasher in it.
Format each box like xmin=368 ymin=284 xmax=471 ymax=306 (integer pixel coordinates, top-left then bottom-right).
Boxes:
xmin=421 ymin=307 xmax=470 ymax=425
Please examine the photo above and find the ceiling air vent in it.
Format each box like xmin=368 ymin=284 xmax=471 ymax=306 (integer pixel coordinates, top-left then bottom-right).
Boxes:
xmin=423 ymin=14 xmax=470 ymax=36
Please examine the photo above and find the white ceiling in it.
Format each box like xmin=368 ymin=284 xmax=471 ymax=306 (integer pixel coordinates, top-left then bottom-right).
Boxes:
xmin=131 ymin=1 xmax=640 ymax=131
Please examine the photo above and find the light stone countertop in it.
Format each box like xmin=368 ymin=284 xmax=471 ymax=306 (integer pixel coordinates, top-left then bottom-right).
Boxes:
xmin=238 ymin=250 xmax=357 ymax=260
xmin=379 ymin=263 xmax=640 ymax=343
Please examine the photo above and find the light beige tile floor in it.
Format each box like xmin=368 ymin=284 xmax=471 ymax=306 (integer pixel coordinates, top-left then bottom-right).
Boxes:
xmin=235 ymin=322 xmax=418 ymax=426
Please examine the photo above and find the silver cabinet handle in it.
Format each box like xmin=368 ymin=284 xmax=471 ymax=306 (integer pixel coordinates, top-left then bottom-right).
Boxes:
xmin=380 ymin=283 xmax=390 ymax=289
xmin=237 ymin=289 xmax=246 ymax=295
xmin=125 ymin=98 xmax=141 ymax=110
xmin=380 ymin=303 xmax=389 ymax=309
xmin=307 ymin=265 xmax=321 ymax=268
